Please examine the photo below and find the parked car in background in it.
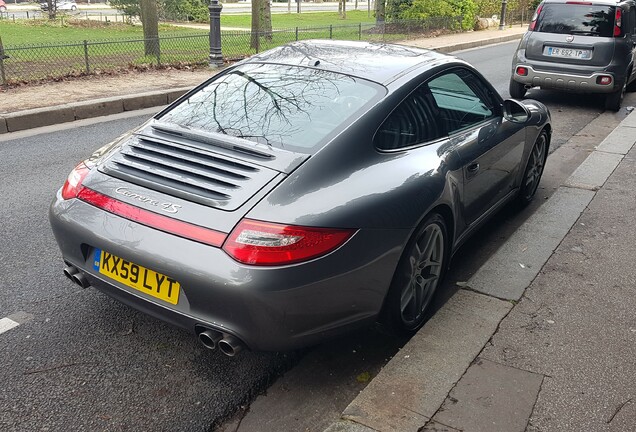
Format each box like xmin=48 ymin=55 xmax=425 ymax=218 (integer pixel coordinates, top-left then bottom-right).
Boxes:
xmin=40 ymin=0 xmax=78 ymax=12
xmin=0 ymin=0 xmax=7 ymax=13
xmin=50 ymin=40 xmax=551 ymax=356
xmin=510 ymin=0 xmax=636 ymax=111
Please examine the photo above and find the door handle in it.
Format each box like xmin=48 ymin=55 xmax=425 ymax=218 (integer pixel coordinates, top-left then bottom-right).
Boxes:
xmin=467 ymin=163 xmax=480 ymax=173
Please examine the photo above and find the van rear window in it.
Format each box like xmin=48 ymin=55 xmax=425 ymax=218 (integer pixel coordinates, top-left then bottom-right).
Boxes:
xmin=536 ymin=4 xmax=615 ymax=37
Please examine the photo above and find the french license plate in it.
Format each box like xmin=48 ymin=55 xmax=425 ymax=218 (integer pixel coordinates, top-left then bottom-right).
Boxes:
xmin=544 ymin=46 xmax=591 ymax=59
xmin=93 ymin=249 xmax=180 ymax=305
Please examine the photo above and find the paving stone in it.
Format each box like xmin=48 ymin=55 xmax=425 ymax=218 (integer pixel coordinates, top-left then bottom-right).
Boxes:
xmin=324 ymin=420 xmax=378 ymax=432
xmin=432 ymin=358 xmax=543 ymax=432
xmin=596 ymin=126 xmax=636 ymax=155
xmin=564 ymin=150 xmax=624 ymax=191
xmin=467 ymin=186 xmax=594 ymax=301
xmin=341 ymin=291 xmax=511 ymax=432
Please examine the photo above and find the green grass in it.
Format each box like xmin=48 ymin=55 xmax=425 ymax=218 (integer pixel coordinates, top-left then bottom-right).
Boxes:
xmin=0 ymin=11 xmax=376 ymax=46
xmin=0 ymin=20 xmax=204 ymax=46
xmin=0 ymin=14 xmax=436 ymax=84
xmin=221 ymin=10 xmax=375 ymax=29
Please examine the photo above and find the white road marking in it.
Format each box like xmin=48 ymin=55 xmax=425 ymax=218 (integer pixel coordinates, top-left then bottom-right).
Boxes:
xmin=0 ymin=317 xmax=20 ymax=335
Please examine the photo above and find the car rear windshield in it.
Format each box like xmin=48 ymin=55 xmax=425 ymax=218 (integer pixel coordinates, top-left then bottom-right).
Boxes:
xmin=158 ymin=63 xmax=384 ymax=154
xmin=536 ymin=3 xmax=616 ymax=37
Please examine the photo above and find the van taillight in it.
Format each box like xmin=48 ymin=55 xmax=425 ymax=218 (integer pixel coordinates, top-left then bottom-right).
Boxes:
xmin=529 ymin=4 xmax=542 ymax=31
xmin=614 ymin=8 xmax=622 ymax=37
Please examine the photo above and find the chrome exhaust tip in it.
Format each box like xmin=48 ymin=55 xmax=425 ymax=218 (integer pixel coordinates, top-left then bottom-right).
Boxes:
xmin=218 ymin=335 xmax=244 ymax=357
xmin=198 ymin=329 xmax=223 ymax=350
xmin=63 ymin=266 xmax=79 ymax=281
xmin=71 ymin=272 xmax=91 ymax=289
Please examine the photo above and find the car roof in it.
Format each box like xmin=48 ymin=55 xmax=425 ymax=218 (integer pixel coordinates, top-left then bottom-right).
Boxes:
xmin=244 ymin=39 xmax=455 ymax=85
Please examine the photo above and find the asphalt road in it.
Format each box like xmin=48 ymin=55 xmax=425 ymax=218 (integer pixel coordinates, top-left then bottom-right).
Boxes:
xmin=0 ymin=41 xmax=620 ymax=432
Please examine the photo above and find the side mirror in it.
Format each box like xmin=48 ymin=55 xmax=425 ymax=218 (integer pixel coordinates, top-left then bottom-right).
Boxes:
xmin=503 ymin=99 xmax=531 ymax=124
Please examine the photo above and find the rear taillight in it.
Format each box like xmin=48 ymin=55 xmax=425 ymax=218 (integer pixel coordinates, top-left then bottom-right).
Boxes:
xmin=614 ymin=8 xmax=622 ymax=37
xmin=529 ymin=4 xmax=542 ymax=31
xmin=61 ymin=162 xmax=91 ymax=200
xmin=223 ymin=219 xmax=355 ymax=266
xmin=597 ymin=75 xmax=613 ymax=85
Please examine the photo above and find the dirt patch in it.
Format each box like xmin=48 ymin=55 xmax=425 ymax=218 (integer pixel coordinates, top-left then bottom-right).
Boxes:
xmin=0 ymin=66 xmax=217 ymax=115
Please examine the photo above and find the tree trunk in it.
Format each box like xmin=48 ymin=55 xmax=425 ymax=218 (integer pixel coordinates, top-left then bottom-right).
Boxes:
xmin=139 ymin=0 xmax=160 ymax=59
xmin=342 ymin=0 xmax=346 ymax=19
xmin=251 ymin=0 xmax=273 ymax=50
xmin=262 ymin=0 xmax=272 ymax=41
xmin=375 ymin=0 xmax=385 ymax=24
xmin=47 ymin=0 xmax=55 ymax=20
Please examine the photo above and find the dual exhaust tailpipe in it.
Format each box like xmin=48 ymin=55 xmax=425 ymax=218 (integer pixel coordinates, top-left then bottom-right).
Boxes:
xmin=63 ymin=265 xmax=90 ymax=289
xmin=197 ymin=328 xmax=244 ymax=357
xmin=62 ymin=266 xmax=244 ymax=356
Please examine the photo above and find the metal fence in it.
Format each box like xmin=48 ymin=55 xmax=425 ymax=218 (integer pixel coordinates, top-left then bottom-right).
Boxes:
xmin=0 ymin=16 xmax=467 ymax=85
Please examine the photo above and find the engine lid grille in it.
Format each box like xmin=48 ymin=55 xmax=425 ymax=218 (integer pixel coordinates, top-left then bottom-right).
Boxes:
xmin=99 ymin=131 xmax=281 ymax=210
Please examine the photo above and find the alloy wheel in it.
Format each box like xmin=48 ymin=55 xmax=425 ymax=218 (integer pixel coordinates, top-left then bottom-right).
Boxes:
xmin=522 ymin=133 xmax=547 ymax=202
xmin=400 ymin=222 xmax=444 ymax=327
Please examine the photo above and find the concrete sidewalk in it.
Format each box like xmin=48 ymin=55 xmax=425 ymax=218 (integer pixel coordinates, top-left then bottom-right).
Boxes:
xmin=0 ymin=26 xmax=526 ymax=134
xmin=324 ymin=105 xmax=636 ymax=431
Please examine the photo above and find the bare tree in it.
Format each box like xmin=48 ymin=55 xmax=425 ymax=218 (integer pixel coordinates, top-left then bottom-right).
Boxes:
xmin=139 ymin=0 xmax=160 ymax=58
xmin=251 ymin=0 xmax=273 ymax=50
xmin=341 ymin=0 xmax=347 ymax=18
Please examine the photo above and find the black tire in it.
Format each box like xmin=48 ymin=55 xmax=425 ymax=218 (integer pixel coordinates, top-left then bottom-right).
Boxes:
xmin=517 ymin=129 xmax=548 ymax=207
xmin=71 ymin=5 xmax=77 ymax=11
xmin=383 ymin=213 xmax=449 ymax=334
xmin=605 ymin=80 xmax=626 ymax=111
xmin=0 ymin=6 xmax=6 ymax=12
xmin=509 ymin=78 xmax=527 ymax=99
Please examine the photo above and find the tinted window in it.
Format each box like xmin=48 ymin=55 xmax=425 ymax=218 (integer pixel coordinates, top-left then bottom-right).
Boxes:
xmin=428 ymin=69 xmax=495 ymax=134
xmin=159 ymin=63 xmax=383 ymax=154
xmin=375 ymin=86 xmax=447 ymax=150
xmin=536 ymin=4 xmax=615 ymax=37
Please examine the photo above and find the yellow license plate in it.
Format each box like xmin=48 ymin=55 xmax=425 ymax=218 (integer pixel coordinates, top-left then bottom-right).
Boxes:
xmin=93 ymin=249 xmax=180 ymax=305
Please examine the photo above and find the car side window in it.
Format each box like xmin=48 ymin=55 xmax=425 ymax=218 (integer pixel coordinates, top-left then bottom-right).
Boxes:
xmin=375 ymin=86 xmax=447 ymax=150
xmin=428 ymin=69 xmax=497 ymax=134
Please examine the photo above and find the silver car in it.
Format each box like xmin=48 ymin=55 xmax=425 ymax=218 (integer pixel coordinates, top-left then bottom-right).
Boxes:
xmin=50 ymin=40 xmax=551 ymax=355
xmin=510 ymin=0 xmax=636 ymax=111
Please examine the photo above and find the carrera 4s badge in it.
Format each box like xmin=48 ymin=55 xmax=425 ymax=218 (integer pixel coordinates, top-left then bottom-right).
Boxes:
xmin=114 ymin=187 xmax=182 ymax=214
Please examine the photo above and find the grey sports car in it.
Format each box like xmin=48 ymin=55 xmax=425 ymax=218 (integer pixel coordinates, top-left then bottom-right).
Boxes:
xmin=50 ymin=40 xmax=551 ymax=356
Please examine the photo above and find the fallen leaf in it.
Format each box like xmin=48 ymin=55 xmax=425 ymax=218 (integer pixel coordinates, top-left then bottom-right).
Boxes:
xmin=356 ymin=372 xmax=371 ymax=383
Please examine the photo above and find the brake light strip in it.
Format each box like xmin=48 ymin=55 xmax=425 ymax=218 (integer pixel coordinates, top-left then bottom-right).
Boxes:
xmin=77 ymin=187 xmax=227 ymax=247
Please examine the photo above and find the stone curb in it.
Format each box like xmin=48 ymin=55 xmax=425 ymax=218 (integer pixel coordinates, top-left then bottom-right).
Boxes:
xmin=0 ymin=87 xmax=192 ymax=134
xmin=0 ymin=32 xmax=524 ymax=135
xmin=323 ymin=114 xmax=636 ymax=431
xmin=433 ymin=33 xmax=523 ymax=54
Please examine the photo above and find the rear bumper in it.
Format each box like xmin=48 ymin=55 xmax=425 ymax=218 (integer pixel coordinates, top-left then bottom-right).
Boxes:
xmin=512 ymin=64 xmax=617 ymax=93
xmin=49 ymin=192 xmax=406 ymax=352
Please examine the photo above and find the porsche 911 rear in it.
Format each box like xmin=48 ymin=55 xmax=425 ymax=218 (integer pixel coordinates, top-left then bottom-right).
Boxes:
xmin=51 ymin=40 xmax=551 ymax=355
xmin=49 ymin=59 xmax=399 ymax=354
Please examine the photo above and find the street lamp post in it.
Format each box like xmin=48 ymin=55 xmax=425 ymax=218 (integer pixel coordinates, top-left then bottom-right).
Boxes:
xmin=209 ymin=0 xmax=223 ymax=68
xmin=498 ymin=0 xmax=508 ymax=30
